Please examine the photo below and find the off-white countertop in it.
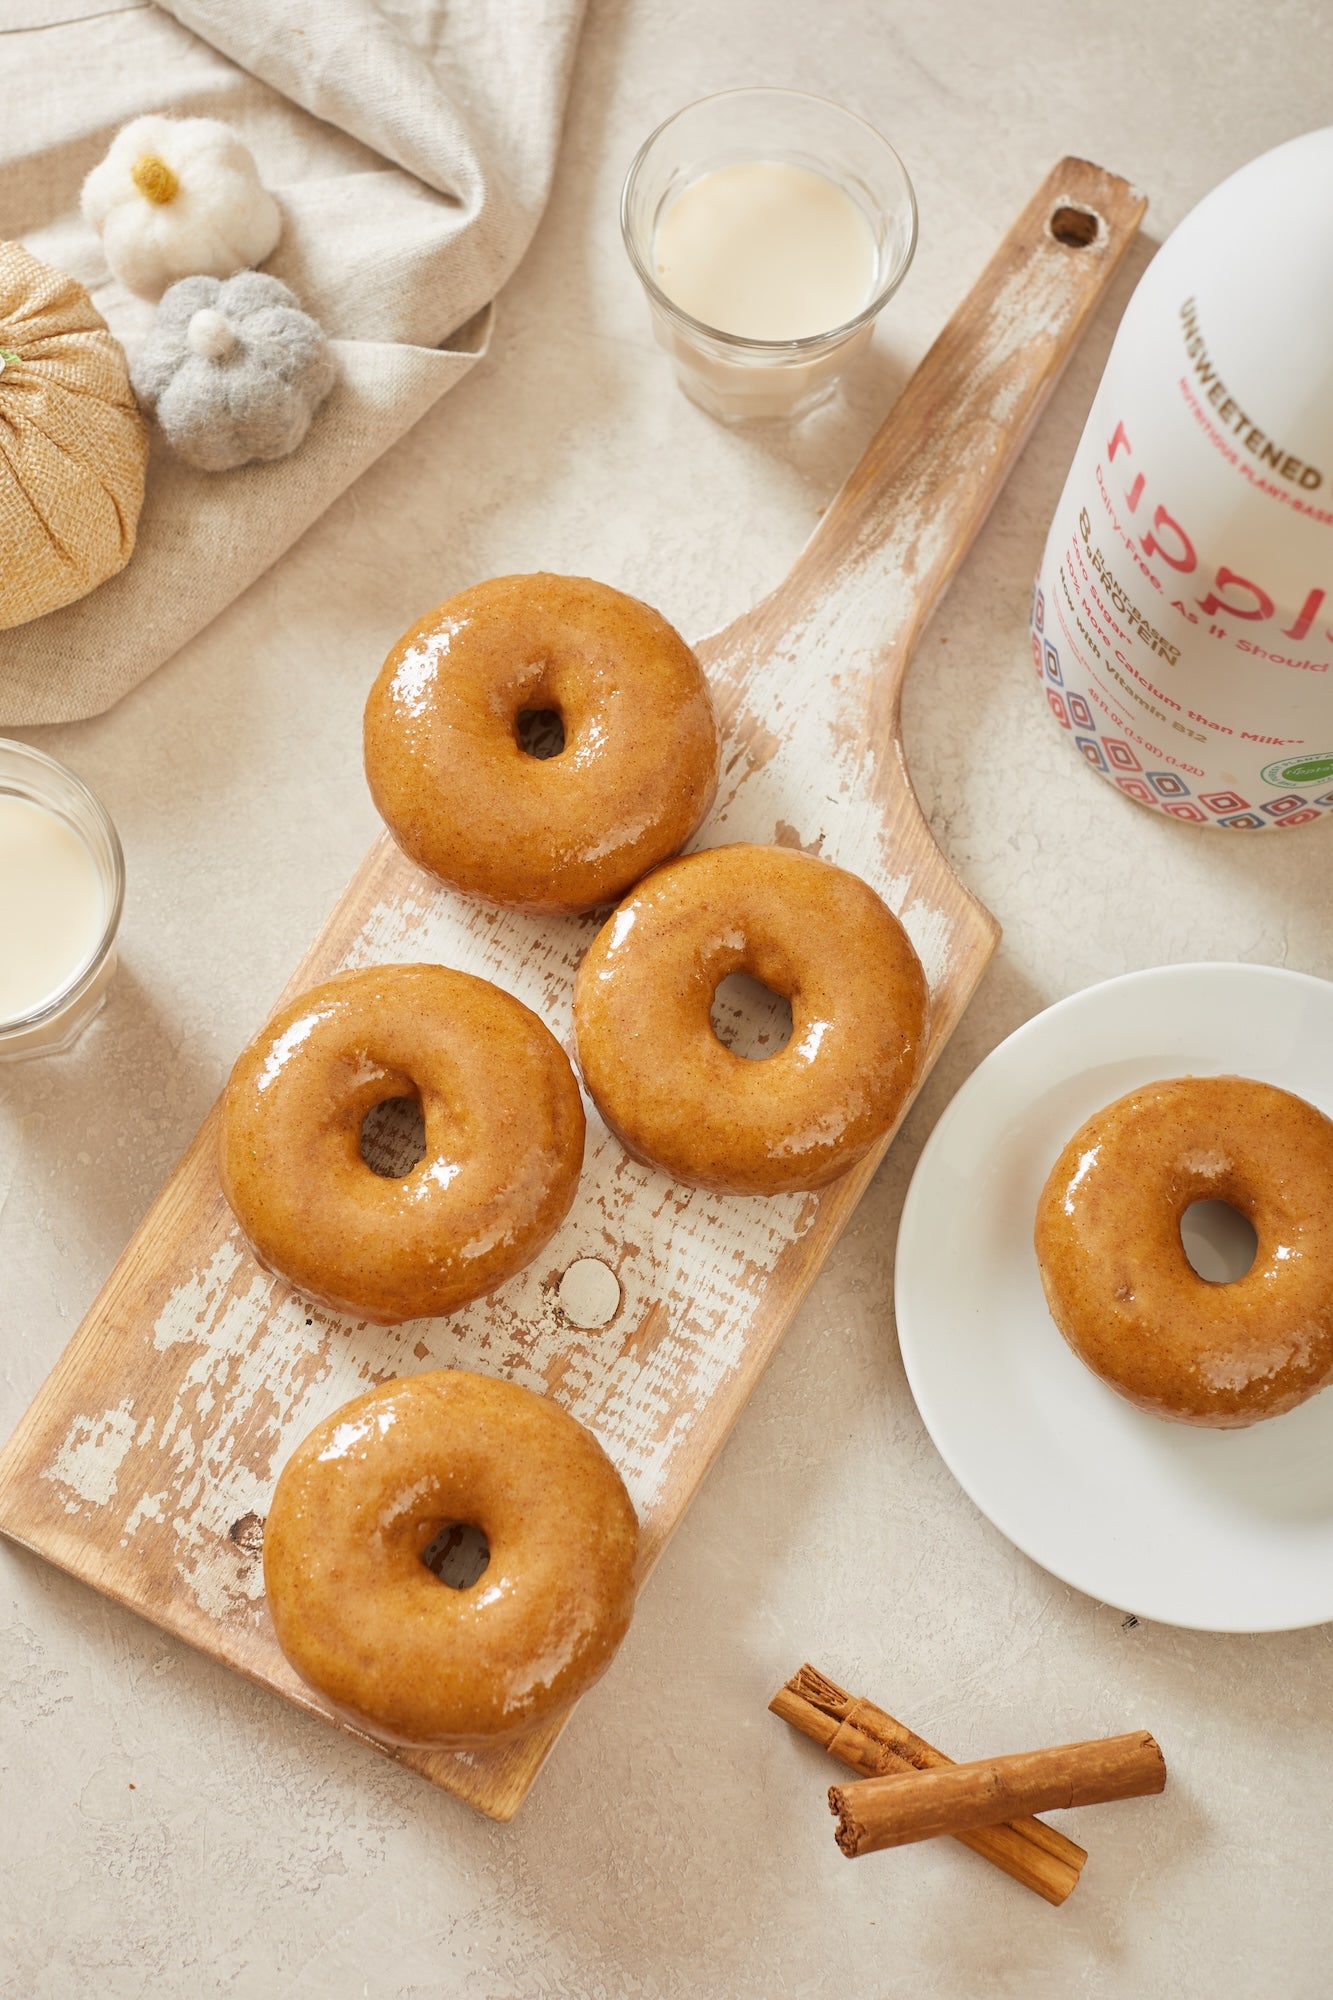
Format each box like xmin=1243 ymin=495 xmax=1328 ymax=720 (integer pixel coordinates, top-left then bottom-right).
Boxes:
xmin=4 ymin=3 xmax=1332 ymax=1994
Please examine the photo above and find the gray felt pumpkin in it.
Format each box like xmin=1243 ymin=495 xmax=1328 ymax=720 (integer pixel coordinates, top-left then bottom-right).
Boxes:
xmin=131 ymin=271 xmax=335 ymax=472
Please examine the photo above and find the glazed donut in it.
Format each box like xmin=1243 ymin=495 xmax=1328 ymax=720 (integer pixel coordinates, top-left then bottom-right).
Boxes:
xmin=263 ymin=1371 xmax=639 ymax=1748
xmin=363 ymin=573 xmax=720 ymax=914
xmin=1034 ymin=1074 xmax=1333 ymax=1427
xmin=572 ymin=844 xmax=929 ymax=1195
xmin=219 ymin=964 xmax=585 ymax=1324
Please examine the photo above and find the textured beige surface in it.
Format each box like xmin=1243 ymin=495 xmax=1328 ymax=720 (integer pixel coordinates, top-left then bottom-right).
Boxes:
xmin=2 ymin=1 xmax=1333 ymax=1995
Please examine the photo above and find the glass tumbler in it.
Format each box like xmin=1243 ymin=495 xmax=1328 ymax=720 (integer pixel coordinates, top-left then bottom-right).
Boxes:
xmin=621 ymin=87 xmax=917 ymax=423
xmin=0 ymin=739 xmax=125 ymax=1060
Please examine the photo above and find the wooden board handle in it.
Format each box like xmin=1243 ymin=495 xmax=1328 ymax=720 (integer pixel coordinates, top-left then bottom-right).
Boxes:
xmin=748 ymin=158 xmax=1146 ymax=732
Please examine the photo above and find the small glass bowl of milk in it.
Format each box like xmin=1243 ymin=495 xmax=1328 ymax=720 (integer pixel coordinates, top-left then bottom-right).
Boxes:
xmin=0 ymin=739 xmax=124 ymax=1059
xmin=622 ymin=87 xmax=917 ymax=423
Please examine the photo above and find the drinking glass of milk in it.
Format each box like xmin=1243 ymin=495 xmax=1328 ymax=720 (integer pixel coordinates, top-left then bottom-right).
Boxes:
xmin=622 ymin=87 xmax=916 ymax=422
xmin=0 ymin=739 xmax=124 ymax=1059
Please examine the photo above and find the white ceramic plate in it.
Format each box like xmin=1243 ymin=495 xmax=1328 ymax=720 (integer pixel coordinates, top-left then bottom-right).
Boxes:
xmin=895 ymin=962 xmax=1333 ymax=1632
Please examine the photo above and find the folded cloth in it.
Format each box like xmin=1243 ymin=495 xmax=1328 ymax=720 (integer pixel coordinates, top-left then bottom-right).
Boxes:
xmin=0 ymin=0 xmax=586 ymax=725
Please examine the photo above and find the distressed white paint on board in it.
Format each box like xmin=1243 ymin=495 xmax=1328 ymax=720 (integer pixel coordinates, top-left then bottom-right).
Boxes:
xmin=42 ymin=1397 xmax=140 ymax=1512
xmin=34 ymin=535 xmax=959 ymax=1642
xmin=33 ymin=483 xmax=970 ymax=1656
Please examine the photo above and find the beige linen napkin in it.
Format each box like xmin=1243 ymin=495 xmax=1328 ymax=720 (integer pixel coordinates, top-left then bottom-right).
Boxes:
xmin=0 ymin=0 xmax=586 ymax=724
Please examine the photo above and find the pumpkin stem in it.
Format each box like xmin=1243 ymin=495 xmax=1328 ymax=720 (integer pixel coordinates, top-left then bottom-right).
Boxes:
xmin=130 ymin=153 xmax=180 ymax=205
xmin=187 ymin=308 xmax=240 ymax=363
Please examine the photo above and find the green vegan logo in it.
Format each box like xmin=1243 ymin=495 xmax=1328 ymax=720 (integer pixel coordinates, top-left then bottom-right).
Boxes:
xmin=1261 ymin=752 xmax=1333 ymax=788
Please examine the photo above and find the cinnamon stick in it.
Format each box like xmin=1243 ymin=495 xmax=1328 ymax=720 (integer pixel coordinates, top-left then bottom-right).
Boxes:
xmin=829 ymin=1730 xmax=1166 ymax=1858
xmin=770 ymin=1666 xmax=1086 ymax=1905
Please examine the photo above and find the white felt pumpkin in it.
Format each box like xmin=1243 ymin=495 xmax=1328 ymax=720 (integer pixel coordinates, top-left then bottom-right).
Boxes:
xmin=0 ymin=240 xmax=148 ymax=630
xmin=81 ymin=115 xmax=282 ymax=302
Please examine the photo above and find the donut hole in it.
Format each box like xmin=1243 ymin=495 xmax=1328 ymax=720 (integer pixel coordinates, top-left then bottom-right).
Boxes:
xmin=710 ymin=973 xmax=794 ymax=1061
xmin=421 ymin=1520 xmax=491 ymax=1590
xmin=1180 ymin=1199 xmax=1259 ymax=1283
xmin=360 ymin=1094 xmax=427 ymax=1177
xmin=515 ymin=706 xmax=566 ymax=759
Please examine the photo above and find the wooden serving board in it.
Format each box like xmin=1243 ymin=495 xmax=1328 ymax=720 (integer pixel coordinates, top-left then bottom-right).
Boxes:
xmin=0 ymin=161 xmax=1144 ymax=1821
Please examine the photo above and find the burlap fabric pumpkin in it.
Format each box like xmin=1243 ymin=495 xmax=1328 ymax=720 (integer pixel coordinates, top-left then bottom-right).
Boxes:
xmin=0 ymin=241 xmax=147 ymax=631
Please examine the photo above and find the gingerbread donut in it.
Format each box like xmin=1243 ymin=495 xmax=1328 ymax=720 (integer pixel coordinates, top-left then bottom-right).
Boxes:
xmin=219 ymin=964 xmax=585 ymax=1324
xmin=572 ymin=844 xmax=929 ymax=1195
xmin=363 ymin=573 xmax=720 ymax=915
xmin=263 ymin=1371 xmax=639 ymax=1748
xmin=1034 ymin=1075 xmax=1333 ymax=1427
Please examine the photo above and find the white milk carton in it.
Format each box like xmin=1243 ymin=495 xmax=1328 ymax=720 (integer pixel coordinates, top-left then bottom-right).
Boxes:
xmin=1032 ymin=128 xmax=1333 ymax=827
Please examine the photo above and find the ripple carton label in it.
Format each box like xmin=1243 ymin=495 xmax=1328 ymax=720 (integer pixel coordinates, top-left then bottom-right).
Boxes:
xmin=1033 ymin=130 xmax=1333 ymax=828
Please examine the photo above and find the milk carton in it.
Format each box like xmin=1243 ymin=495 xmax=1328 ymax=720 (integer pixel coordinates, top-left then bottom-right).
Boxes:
xmin=1033 ymin=129 xmax=1333 ymax=827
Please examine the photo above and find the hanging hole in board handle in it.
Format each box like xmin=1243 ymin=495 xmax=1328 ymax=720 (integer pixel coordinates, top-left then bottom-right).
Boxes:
xmin=1048 ymin=204 xmax=1104 ymax=250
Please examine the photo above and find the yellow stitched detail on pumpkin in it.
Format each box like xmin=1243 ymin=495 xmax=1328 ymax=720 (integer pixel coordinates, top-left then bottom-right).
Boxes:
xmin=129 ymin=154 xmax=180 ymax=205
